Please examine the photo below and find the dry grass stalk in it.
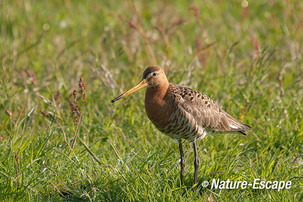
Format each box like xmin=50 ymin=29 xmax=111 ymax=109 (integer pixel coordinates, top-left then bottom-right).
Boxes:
xmin=70 ymin=77 xmax=87 ymax=149
xmin=121 ymin=15 xmax=157 ymax=65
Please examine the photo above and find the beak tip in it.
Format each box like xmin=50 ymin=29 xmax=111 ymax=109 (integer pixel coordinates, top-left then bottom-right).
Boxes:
xmin=111 ymin=79 xmax=147 ymax=104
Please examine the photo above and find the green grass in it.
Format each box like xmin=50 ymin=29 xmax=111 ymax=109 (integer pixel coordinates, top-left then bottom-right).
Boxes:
xmin=1 ymin=0 xmax=303 ymax=201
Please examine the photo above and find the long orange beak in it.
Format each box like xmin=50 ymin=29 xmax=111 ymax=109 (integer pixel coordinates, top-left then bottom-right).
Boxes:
xmin=111 ymin=79 xmax=148 ymax=103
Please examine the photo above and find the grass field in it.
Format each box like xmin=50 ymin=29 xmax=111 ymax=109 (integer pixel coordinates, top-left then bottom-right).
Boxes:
xmin=1 ymin=0 xmax=303 ymax=201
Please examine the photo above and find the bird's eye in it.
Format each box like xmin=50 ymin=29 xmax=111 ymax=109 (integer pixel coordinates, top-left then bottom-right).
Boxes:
xmin=153 ymin=73 xmax=157 ymax=76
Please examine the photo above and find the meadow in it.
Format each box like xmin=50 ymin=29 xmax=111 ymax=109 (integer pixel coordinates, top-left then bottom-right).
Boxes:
xmin=0 ymin=0 xmax=302 ymax=201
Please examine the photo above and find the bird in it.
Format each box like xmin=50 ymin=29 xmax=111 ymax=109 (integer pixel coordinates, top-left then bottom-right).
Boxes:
xmin=111 ymin=66 xmax=251 ymax=190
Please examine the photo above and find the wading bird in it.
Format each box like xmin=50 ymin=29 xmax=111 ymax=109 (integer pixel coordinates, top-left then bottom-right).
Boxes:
xmin=111 ymin=66 xmax=251 ymax=190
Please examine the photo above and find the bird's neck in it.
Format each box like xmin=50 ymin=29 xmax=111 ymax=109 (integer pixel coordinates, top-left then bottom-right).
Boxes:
xmin=144 ymin=82 xmax=170 ymax=125
xmin=145 ymin=82 xmax=169 ymax=105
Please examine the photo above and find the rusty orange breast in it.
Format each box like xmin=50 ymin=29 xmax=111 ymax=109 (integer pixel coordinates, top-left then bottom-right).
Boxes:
xmin=144 ymin=83 xmax=173 ymax=131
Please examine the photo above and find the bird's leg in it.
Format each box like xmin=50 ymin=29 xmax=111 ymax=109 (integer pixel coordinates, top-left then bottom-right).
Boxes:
xmin=178 ymin=139 xmax=185 ymax=185
xmin=193 ymin=138 xmax=200 ymax=191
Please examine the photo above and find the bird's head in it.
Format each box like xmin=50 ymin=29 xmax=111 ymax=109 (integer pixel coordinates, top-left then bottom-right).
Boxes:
xmin=111 ymin=66 xmax=168 ymax=103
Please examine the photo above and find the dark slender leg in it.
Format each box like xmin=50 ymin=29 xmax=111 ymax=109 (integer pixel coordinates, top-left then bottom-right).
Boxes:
xmin=178 ymin=139 xmax=185 ymax=185
xmin=193 ymin=138 xmax=200 ymax=191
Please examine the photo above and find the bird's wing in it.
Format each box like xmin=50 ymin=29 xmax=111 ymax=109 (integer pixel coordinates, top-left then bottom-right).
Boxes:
xmin=169 ymin=84 xmax=251 ymax=132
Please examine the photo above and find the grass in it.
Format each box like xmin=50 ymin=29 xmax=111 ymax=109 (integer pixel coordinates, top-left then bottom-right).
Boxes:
xmin=0 ymin=0 xmax=303 ymax=200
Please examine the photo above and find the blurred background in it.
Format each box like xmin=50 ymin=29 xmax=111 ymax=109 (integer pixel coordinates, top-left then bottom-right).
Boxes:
xmin=0 ymin=0 xmax=302 ymax=200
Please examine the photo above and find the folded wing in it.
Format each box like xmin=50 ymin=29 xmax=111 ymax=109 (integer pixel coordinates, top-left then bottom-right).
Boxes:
xmin=171 ymin=84 xmax=251 ymax=133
